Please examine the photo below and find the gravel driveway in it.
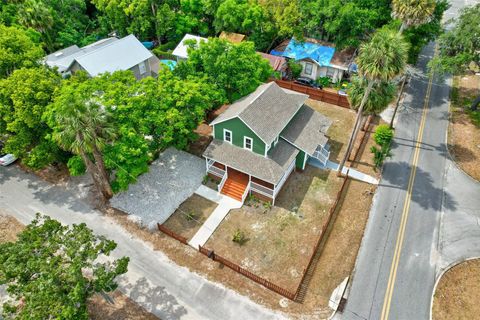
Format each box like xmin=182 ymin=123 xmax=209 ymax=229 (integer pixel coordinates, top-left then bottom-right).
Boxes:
xmin=111 ymin=148 xmax=205 ymax=229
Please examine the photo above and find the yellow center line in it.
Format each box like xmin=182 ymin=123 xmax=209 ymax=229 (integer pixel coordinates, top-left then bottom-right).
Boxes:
xmin=380 ymin=47 xmax=437 ymax=320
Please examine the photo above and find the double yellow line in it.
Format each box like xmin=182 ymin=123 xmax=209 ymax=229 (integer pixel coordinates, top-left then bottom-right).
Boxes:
xmin=380 ymin=50 xmax=436 ymax=320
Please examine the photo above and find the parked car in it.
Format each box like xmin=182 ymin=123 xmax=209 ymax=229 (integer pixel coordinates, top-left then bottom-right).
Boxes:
xmin=294 ymin=77 xmax=323 ymax=89
xmin=0 ymin=143 xmax=17 ymax=166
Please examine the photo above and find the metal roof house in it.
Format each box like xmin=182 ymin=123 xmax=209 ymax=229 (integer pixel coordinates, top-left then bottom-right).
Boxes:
xmin=172 ymin=34 xmax=208 ymax=61
xmin=45 ymin=35 xmax=160 ymax=79
xmin=203 ymin=82 xmax=332 ymax=204
xmin=271 ymin=38 xmax=356 ymax=82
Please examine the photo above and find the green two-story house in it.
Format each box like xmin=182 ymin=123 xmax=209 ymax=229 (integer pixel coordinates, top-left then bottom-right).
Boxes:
xmin=203 ymin=82 xmax=332 ymax=204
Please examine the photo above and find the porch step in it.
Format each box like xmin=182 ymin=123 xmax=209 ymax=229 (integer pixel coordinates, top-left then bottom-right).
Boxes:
xmin=221 ymin=179 xmax=248 ymax=202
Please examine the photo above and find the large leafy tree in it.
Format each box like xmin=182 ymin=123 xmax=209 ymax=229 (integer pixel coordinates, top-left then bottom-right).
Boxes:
xmin=47 ymin=73 xmax=116 ymax=201
xmin=338 ymin=29 xmax=409 ymax=173
xmin=176 ymin=38 xmax=272 ymax=102
xmin=392 ymin=0 xmax=436 ymax=33
xmin=0 ymin=214 xmax=129 ymax=320
xmin=0 ymin=24 xmax=43 ymax=78
xmin=0 ymin=66 xmax=65 ymax=169
xmin=429 ymin=3 xmax=480 ymax=74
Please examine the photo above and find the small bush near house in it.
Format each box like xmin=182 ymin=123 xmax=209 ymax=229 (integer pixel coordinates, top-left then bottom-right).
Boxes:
xmin=67 ymin=155 xmax=86 ymax=176
xmin=316 ymin=76 xmax=331 ymax=88
xmin=288 ymin=60 xmax=303 ymax=79
xmin=373 ymin=124 xmax=394 ymax=146
xmin=232 ymin=229 xmax=247 ymax=245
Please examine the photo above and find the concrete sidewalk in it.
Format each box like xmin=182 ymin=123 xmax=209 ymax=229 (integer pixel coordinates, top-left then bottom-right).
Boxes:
xmin=0 ymin=166 xmax=286 ymax=320
xmin=309 ymin=158 xmax=379 ymax=185
xmin=190 ymin=186 xmax=242 ymax=249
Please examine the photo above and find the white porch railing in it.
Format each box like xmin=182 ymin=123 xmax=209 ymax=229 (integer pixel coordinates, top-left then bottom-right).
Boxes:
xmin=218 ymin=171 xmax=228 ymax=192
xmin=241 ymin=181 xmax=251 ymax=203
xmin=207 ymin=159 xmax=226 ymax=178
xmin=273 ymin=159 xmax=295 ymax=198
xmin=250 ymin=181 xmax=274 ymax=198
xmin=312 ymin=144 xmax=330 ymax=166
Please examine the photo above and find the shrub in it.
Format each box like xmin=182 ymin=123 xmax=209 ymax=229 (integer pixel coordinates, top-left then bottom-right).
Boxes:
xmin=185 ymin=211 xmax=196 ymax=221
xmin=316 ymin=76 xmax=331 ymax=88
xmin=232 ymin=229 xmax=247 ymax=245
xmin=373 ymin=124 xmax=394 ymax=146
xmin=67 ymin=155 xmax=86 ymax=176
xmin=288 ymin=60 xmax=303 ymax=79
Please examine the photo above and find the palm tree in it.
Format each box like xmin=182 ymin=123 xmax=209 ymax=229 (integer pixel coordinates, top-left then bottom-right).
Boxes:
xmin=348 ymin=76 xmax=397 ymax=116
xmin=392 ymin=0 xmax=436 ymax=34
xmin=338 ymin=29 xmax=409 ymax=175
xmin=52 ymin=95 xmax=116 ymax=201
xmin=18 ymin=0 xmax=55 ymax=51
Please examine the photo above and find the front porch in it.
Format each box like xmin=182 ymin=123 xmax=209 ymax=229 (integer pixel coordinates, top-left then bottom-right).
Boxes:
xmin=205 ymin=158 xmax=296 ymax=205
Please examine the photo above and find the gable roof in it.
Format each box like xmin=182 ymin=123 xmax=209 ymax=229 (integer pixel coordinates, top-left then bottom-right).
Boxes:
xmin=172 ymin=34 xmax=208 ymax=59
xmin=210 ymin=82 xmax=308 ymax=145
xmin=74 ymin=35 xmax=153 ymax=76
xmin=45 ymin=35 xmax=152 ymax=76
xmin=281 ymin=38 xmax=335 ymax=67
xmin=258 ymin=52 xmax=287 ymax=72
xmin=281 ymin=105 xmax=332 ymax=155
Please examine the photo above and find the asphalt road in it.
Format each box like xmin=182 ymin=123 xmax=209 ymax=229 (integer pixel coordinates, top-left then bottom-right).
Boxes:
xmin=340 ymin=1 xmax=478 ymax=319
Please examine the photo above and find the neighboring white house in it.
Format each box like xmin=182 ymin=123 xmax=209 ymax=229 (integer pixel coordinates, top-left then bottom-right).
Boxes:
xmin=271 ymin=38 xmax=357 ymax=83
xmin=45 ymin=35 xmax=160 ymax=80
xmin=172 ymin=33 xmax=208 ymax=61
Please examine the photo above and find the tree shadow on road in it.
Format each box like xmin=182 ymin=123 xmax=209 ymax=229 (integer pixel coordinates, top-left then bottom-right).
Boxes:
xmin=121 ymin=277 xmax=188 ymax=320
xmin=379 ymin=161 xmax=457 ymax=212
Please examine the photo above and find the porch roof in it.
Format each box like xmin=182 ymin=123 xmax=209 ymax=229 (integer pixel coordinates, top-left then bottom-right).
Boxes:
xmin=280 ymin=105 xmax=332 ymax=155
xmin=203 ymin=139 xmax=298 ymax=185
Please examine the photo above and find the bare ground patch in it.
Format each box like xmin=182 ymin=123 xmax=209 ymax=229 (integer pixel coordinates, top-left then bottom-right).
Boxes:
xmin=448 ymin=75 xmax=480 ymax=181
xmin=433 ymin=259 xmax=480 ymax=320
xmin=162 ymin=194 xmax=218 ymax=240
xmin=205 ymin=167 xmax=343 ymax=291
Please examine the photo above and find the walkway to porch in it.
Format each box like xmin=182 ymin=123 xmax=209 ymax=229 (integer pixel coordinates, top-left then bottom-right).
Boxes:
xmin=189 ymin=185 xmax=242 ymax=249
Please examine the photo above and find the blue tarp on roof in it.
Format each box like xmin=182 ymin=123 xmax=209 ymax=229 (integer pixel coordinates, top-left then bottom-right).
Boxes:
xmin=272 ymin=39 xmax=335 ymax=67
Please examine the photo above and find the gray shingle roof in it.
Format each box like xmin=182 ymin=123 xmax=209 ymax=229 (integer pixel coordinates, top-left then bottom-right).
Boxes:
xmin=210 ymin=82 xmax=308 ymax=145
xmin=203 ymin=139 xmax=298 ymax=184
xmin=281 ymin=105 xmax=332 ymax=155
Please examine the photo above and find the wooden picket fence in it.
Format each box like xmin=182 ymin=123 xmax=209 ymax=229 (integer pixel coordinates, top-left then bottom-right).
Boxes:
xmin=271 ymin=79 xmax=351 ymax=108
xmin=198 ymin=245 xmax=297 ymax=300
xmin=157 ymin=175 xmax=351 ymax=302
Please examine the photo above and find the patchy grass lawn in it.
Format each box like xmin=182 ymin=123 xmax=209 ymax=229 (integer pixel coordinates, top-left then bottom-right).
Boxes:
xmin=162 ymin=194 xmax=218 ymax=240
xmin=0 ymin=210 xmax=158 ymax=320
xmin=433 ymin=259 xmax=480 ymax=320
xmin=205 ymin=167 xmax=344 ymax=292
xmin=448 ymin=75 xmax=480 ymax=181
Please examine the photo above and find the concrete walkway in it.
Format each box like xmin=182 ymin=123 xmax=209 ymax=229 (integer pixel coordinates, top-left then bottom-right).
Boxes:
xmin=309 ymin=158 xmax=379 ymax=185
xmin=0 ymin=166 xmax=286 ymax=320
xmin=190 ymin=185 xmax=242 ymax=249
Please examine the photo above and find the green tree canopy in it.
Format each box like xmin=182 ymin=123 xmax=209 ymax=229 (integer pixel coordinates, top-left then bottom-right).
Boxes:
xmin=0 ymin=24 xmax=43 ymax=78
xmin=429 ymin=3 xmax=480 ymax=74
xmin=0 ymin=214 xmax=129 ymax=320
xmin=348 ymin=76 xmax=397 ymax=115
xmin=176 ymin=38 xmax=272 ymax=102
xmin=0 ymin=66 xmax=65 ymax=169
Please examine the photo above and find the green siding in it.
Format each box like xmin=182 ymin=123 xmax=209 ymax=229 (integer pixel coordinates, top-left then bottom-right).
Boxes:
xmin=295 ymin=151 xmax=306 ymax=170
xmin=213 ymin=118 xmax=266 ymax=155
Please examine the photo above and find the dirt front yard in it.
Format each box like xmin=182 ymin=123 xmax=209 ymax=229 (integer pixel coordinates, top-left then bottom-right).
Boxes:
xmin=0 ymin=211 xmax=158 ymax=320
xmin=162 ymin=194 xmax=218 ymax=240
xmin=205 ymin=167 xmax=344 ymax=291
xmin=433 ymin=259 xmax=480 ymax=320
xmin=448 ymin=75 xmax=480 ymax=181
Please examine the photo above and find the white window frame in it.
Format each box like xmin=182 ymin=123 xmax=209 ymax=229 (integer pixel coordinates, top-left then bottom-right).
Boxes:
xmin=223 ymin=129 xmax=232 ymax=144
xmin=244 ymin=136 xmax=253 ymax=151
xmin=326 ymin=67 xmax=335 ymax=77
xmin=304 ymin=62 xmax=313 ymax=75
xmin=139 ymin=61 xmax=147 ymax=75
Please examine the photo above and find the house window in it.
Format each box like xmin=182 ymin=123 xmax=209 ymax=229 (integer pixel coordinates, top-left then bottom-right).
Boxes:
xmin=224 ymin=129 xmax=232 ymax=143
xmin=139 ymin=61 xmax=146 ymax=75
xmin=304 ymin=62 xmax=313 ymax=75
xmin=244 ymin=137 xmax=253 ymax=151
xmin=326 ymin=67 xmax=335 ymax=77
